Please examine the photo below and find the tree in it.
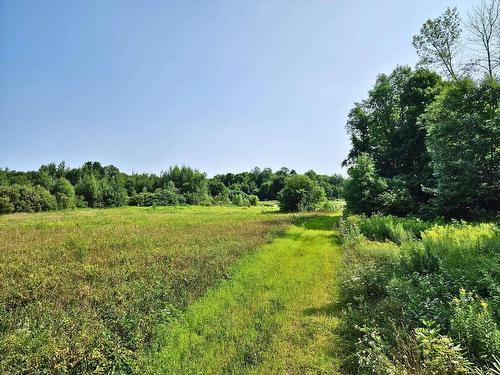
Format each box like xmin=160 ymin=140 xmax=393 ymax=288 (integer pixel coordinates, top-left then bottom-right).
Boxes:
xmin=467 ymin=0 xmax=500 ymax=77
xmin=421 ymin=77 xmax=500 ymax=219
xmin=52 ymin=177 xmax=76 ymax=209
xmin=278 ymin=175 xmax=326 ymax=212
xmin=75 ymin=174 xmax=102 ymax=208
xmin=161 ymin=166 xmax=209 ymax=204
xmin=343 ymin=67 xmax=442 ymax=213
xmin=413 ymin=7 xmax=463 ymax=80
xmin=343 ymin=154 xmax=386 ymax=215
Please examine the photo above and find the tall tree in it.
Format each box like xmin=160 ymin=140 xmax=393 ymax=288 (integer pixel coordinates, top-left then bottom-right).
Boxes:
xmin=467 ymin=0 xmax=500 ymax=77
xmin=421 ymin=77 xmax=500 ymax=219
xmin=413 ymin=7 xmax=463 ymax=80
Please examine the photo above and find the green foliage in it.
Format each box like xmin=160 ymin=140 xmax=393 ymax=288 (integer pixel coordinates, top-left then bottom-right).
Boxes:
xmin=416 ymin=321 xmax=471 ymax=374
xmin=247 ymin=194 xmax=259 ymax=206
xmin=343 ymin=67 xmax=443 ymax=216
xmin=75 ymin=174 xmax=102 ymax=208
xmin=422 ymin=77 xmax=500 ymax=220
xmin=0 ymin=196 xmax=14 ymax=214
xmin=450 ymin=290 xmax=500 ymax=363
xmin=52 ymin=177 xmax=76 ymax=209
xmin=338 ymin=216 xmax=499 ymax=373
xmin=161 ymin=165 xmax=209 ymax=205
xmin=278 ymin=175 xmax=326 ymax=212
xmin=412 ymin=7 xmax=462 ymax=80
xmin=129 ymin=186 xmax=186 ymax=207
xmin=0 ymin=185 xmax=56 ymax=213
xmin=344 ymin=154 xmax=385 ymax=215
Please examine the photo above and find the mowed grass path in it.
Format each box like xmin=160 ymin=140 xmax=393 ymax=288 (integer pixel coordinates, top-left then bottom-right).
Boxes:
xmin=144 ymin=215 xmax=343 ymax=374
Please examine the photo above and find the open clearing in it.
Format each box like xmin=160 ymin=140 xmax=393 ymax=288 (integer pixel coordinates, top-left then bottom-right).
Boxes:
xmin=143 ymin=215 xmax=343 ymax=374
xmin=0 ymin=206 xmax=342 ymax=374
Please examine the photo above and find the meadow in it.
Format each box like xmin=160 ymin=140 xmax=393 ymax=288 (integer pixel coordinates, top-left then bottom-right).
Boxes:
xmin=0 ymin=205 xmax=294 ymax=373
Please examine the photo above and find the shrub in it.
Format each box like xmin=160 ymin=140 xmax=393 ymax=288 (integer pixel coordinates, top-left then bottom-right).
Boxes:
xmin=229 ymin=190 xmax=250 ymax=207
xmin=101 ymin=178 xmax=128 ymax=207
xmin=422 ymin=224 xmax=499 ymax=302
xmin=416 ymin=321 xmax=471 ymax=374
xmin=278 ymin=175 xmax=326 ymax=212
xmin=0 ymin=185 xmax=56 ymax=213
xmin=248 ymin=195 xmax=259 ymax=206
xmin=52 ymin=177 xmax=76 ymax=209
xmin=321 ymin=199 xmax=345 ymax=212
xmin=129 ymin=187 xmax=185 ymax=207
xmin=75 ymin=174 xmax=102 ymax=208
xmin=343 ymin=154 xmax=385 ymax=215
xmin=450 ymin=290 xmax=500 ymax=364
xmin=338 ymin=215 xmax=499 ymax=373
xmin=0 ymin=196 xmax=14 ymax=214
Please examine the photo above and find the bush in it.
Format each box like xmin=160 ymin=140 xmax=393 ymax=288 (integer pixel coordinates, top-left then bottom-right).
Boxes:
xmin=278 ymin=175 xmax=326 ymax=212
xmin=0 ymin=196 xmax=14 ymax=214
xmin=416 ymin=321 xmax=471 ymax=374
xmin=229 ymin=190 xmax=250 ymax=207
xmin=0 ymin=185 xmax=56 ymax=213
xmin=321 ymin=199 xmax=345 ymax=212
xmin=337 ymin=215 xmax=499 ymax=373
xmin=450 ymin=290 xmax=500 ymax=364
xmin=129 ymin=187 xmax=185 ymax=207
xmin=52 ymin=177 xmax=76 ymax=209
xmin=422 ymin=224 xmax=499 ymax=303
xmin=248 ymin=195 xmax=259 ymax=206
xmin=344 ymin=154 xmax=385 ymax=215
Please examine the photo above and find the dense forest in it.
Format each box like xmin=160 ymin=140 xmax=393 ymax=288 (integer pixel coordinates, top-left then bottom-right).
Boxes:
xmin=0 ymin=162 xmax=344 ymax=214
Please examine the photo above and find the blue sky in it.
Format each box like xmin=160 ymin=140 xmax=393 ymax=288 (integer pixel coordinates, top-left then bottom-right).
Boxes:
xmin=0 ymin=0 xmax=471 ymax=176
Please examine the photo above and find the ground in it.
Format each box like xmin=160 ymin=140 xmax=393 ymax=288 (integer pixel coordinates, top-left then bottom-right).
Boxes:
xmin=0 ymin=206 xmax=342 ymax=374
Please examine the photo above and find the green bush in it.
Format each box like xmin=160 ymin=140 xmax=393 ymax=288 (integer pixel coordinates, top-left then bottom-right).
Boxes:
xmin=277 ymin=175 xmax=326 ymax=212
xmin=338 ymin=215 xmax=499 ymax=373
xmin=0 ymin=185 xmax=56 ymax=213
xmin=248 ymin=194 xmax=259 ymax=206
xmin=0 ymin=196 xmax=14 ymax=214
xmin=52 ymin=177 xmax=76 ymax=209
xmin=450 ymin=290 xmax=500 ymax=364
xmin=129 ymin=187 xmax=185 ymax=207
xmin=416 ymin=321 xmax=471 ymax=374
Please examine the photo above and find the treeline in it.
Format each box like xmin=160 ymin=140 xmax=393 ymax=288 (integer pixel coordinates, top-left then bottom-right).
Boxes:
xmin=0 ymin=162 xmax=344 ymax=214
xmin=344 ymin=2 xmax=500 ymax=221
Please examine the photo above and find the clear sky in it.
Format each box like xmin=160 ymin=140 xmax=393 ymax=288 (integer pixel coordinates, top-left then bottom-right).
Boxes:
xmin=0 ymin=0 xmax=471 ymax=176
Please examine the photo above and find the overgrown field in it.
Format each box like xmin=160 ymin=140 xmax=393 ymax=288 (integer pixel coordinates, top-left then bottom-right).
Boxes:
xmin=337 ymin=215 xmax=500 ymax=374
xmin=0 ymin=206 xmax=292 ymax=373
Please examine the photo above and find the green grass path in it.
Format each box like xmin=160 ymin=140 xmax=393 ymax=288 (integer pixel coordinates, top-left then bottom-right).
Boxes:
xmin=143 ymin=215 xmax=343 ymax=374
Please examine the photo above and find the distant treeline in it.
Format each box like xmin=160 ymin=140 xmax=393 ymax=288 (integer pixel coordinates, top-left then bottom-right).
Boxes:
xmin=0 ymin=163 xmax=344 ymax=214
xmin=343 ymin=4 xmax=500 ymax=221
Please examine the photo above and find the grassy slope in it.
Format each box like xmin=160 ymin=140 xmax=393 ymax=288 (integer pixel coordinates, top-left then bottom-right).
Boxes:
xmin=0 ymin=206 xmax=291 ymax=373
xmin=144 ymin=215 xmax=343 ymax=374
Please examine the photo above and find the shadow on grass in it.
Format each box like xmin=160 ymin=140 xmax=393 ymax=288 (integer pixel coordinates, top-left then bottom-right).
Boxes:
xmin=303 ymin=301 xmax=343 ymax=317
xmin=295 ymin=215 xmax=340 ymax=231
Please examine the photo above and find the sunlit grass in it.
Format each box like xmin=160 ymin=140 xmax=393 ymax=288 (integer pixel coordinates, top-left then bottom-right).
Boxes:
xmin=143 ymin=215 xmax=343 ymax=374
xmin=0 ymin=205 xmax=292 ymax=373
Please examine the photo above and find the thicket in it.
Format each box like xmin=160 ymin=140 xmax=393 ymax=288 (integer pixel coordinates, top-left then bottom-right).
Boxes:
xmin=343 ymin=2 xmax=500 ymax=220
xmin=338 ymin=215 xmax=500 ymax=373
xmin=0 ymin=163 xmax=344 ymax=214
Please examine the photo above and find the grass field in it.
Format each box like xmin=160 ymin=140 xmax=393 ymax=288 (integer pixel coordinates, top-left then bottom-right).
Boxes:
xmin=0 ymin=205 xmax=343 ymax=374
xmin=0 ymin=206 xmax=294 ymax=373
xmin=142 ymin=214 xmax=343 ymax=374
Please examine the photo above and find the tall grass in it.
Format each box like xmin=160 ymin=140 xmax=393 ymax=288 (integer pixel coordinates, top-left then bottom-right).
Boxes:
xmin=337 ymin=216 xmax=500 ymax=373
xmin=0 ymin=206 xmax=291 ymax=373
